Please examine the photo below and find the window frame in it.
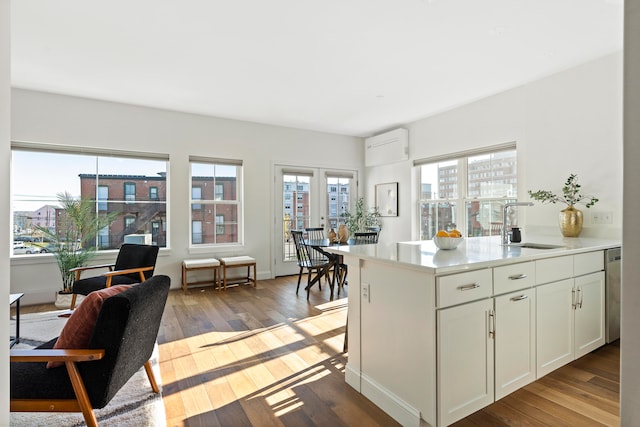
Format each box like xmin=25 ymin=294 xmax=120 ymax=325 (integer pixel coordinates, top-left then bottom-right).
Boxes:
xmin=10 ymin=141 xmax=169 ymax=255
xmin=189 ymin=156 xmax=243 ymax=248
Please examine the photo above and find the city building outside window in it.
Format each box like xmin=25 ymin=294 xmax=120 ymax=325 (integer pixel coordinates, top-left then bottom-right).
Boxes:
xmin=11 ymin=143 xmax=168 ymax=254
xmin=416 ymin=144 xmax=517 ymax=239
xmin=190 ymin=157 xmax=243 ymax=246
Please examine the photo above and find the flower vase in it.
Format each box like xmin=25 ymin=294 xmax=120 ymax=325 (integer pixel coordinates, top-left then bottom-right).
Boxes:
xmin=559 ymin=205 xmax=583 ymax=237
xmin=338 ymin=224 xmax=349 ymax=243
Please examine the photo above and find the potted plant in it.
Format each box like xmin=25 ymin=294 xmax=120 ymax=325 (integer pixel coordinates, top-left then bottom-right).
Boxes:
xmin=528 ymin=174 xmax=599 ymax=237
xmin=35 ymin=192 xmax=118 ymax=306
xmin=341 ymin=197 xmax=382 ymax=241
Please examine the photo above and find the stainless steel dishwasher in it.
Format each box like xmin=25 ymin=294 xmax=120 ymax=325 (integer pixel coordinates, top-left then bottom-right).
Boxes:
xmin=605 ymin=247 xmax=621 ymax=343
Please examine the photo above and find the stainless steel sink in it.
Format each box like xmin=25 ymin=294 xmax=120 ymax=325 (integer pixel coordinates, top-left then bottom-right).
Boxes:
xmin=504 ymin=242 xmax=565 ymax=250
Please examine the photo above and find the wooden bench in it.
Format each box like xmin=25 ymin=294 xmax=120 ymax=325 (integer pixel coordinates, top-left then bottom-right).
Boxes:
xmin=218 ymin=256 xmax=257 ymax=289
xmin=182 ymin=258 xmax=221 ymax=292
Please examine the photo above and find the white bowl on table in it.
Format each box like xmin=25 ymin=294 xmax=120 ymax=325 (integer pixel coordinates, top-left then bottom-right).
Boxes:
xmin=433 ymin=236 xmax=464 ymax=250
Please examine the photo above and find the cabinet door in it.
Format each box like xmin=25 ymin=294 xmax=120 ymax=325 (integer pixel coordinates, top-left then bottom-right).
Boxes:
xmin=438 ymin=299 xmax=494 ymax=426
xmin=494 ymin=289 xmax=536 ymax=400
xmin=574 ymin=271 xmax=605 ymax=358
xmin=536 ymin=279 xmax=574 ymax=378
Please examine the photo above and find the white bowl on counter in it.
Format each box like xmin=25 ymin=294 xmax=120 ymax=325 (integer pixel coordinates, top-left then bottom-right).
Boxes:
xmin=434 ymin=236 xmax=464 ymax=250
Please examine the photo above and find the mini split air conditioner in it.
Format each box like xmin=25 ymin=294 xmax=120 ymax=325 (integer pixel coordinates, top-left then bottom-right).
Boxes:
xmin=364 ymin=128 xmax=409 ymax=167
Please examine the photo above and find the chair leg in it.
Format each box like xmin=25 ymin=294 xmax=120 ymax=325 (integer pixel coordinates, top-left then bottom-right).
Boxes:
xmin=296 ymin=267 xmax=303 ymax=295
xmin=144 ymin=360 xmax=160 ymax=393
xmin=306 ymin=270 xmax=312 ymax=300
xmin=70 ymin=293 xmax=78 ymax=310
xmin=65 ymin=361 xmax=98 ymax=427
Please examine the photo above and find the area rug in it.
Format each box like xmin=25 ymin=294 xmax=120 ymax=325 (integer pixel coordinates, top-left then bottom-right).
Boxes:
xmin=10 ymin=310 xmax=167 ymax=427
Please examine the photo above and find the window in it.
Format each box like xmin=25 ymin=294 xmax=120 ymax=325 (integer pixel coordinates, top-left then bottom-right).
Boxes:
xmin=124 ymin=182 xmax=136 ymax=202
xmin=192 ymin=186 xmax=202 ymax=210
xmin=190 ymin=157 xmax=243 ymax=245
xmin=124 ymin=216 xmax=136 ymax=232
xmin=416 ymin=144 xmax=517 ymax=239
xmin=192 ymin=220 xmax=203 ymax=244
xmin=149 ymin=187 xmax=159 ymax=200
xmin=11 ymin=143 xmax=168 ymax=254
xmin=98 ymin=186 xmax=108 ymax=211
xmin=215 ymin=215 xmax=224 ymax=235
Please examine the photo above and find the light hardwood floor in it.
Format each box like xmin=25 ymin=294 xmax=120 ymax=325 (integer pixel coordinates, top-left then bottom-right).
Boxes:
xmin=16 ymin=274 xmax=620 ymax=426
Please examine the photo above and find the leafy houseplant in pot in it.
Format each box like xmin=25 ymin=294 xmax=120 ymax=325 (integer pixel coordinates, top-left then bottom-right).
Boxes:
xmin=528 ymin=174 xmax=599 ymax=237
xmin=35 ymin=192 xmax=119 ymax=308
xmin=341 ymin=197 xmax=382 ymax=242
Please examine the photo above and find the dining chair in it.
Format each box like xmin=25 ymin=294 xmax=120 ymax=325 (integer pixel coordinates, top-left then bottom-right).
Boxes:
xmin=291 ymin=230 xmax=333 ymax=299
xmin=365 ymin=226 xmax=381 ymax=243
xmin=353 ymin=231 xmax=379 ymax=244
xmin=304 ymin=227 xmax=325 ymax=242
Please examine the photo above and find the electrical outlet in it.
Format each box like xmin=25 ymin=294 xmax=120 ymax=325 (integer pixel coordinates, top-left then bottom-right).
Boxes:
xmin=362 ymin=283 xmax=370 ymax=303
xmin=592 ymin=211 xmax=613 ymax=224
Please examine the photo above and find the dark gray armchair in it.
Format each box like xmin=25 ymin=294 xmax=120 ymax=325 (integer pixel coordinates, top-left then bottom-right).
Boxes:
xmin=10 ymin=275 xmax=171 ymax=427
xmin=70 ymin=243 xmax=159 ymax=309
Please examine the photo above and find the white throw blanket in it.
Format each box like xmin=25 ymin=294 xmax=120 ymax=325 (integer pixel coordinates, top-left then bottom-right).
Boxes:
xmin=10 ymin=310 xmax=167 ymax=427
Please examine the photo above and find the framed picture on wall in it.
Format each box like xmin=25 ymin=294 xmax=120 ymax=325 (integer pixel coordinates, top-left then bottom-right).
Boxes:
xmin=376 ymin=182 xmax=398 ymax=217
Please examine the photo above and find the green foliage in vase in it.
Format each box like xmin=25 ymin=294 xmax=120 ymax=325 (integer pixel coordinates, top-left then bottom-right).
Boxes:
xmin=528 ymin=174 xmax=599 ymax=208
xmin=342 ymin=197 xmax=382 ymax=233
xmin=35 ymin=192 xmax=119 ymax=293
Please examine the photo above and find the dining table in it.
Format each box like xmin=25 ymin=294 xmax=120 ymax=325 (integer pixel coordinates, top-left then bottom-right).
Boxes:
xmin=303 ymin=238 xmax=353 ymax=296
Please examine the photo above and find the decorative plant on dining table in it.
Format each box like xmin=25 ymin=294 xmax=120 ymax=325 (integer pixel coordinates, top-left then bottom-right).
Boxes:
xmin=343 ymin=197 xmax=382 ymax=233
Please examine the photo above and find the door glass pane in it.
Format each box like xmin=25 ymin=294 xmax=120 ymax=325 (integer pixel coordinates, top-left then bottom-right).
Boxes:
xmin=326 ymin=176 xmax=351 ymax=230
xmin=282 ymin=174 xmax=310 ymax=262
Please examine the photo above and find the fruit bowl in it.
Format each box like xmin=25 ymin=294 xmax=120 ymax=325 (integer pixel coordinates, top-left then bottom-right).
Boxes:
xmin=433 ymin=235 xmax=464 ymax=250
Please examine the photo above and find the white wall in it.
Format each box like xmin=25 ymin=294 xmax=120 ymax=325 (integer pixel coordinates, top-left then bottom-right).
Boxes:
xmin=1 ymin=0 xmax=11 ymax=423
xmin=622 ymin=0 xmax=640 ymax=423
xmin=366 ymin=52 xmax=623 ymax=242
xmin=10 ymin=89 xmax=364 ymax=303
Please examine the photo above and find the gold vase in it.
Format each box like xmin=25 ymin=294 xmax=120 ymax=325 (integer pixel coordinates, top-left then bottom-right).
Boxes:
xmin=559 ymin=205 xmax=583 ymax=237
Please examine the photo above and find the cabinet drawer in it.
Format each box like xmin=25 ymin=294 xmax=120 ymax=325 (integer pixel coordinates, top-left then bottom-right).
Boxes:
xmin=494 ymin=262 xmax=535 ymax=295
xmin=437 ymin=269 xmax=492 ymax=308
xmin=536 ymin=256 xmax=573 ymax=285
xmin=574 ymin=250 xmax=604 ymax=276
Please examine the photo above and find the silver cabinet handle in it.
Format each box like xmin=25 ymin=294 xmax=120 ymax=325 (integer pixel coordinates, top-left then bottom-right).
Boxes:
xmin=458 ymin=283 xmax=480 ymax=291
xmin=572 ymin=288 xmax=577 ymax=309
xmin=508 ymin=274 xmax=528 ymax=280
xmin=577 ymin=287 xmax=584 ymax=309
xmin=510 ymin=294 xmax=529 ymax=301
xmin=489 ymin=309 xmax=495 ymax=339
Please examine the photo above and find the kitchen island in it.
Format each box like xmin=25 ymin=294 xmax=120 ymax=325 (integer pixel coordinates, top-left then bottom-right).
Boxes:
xmin=327 ymin=235 xmax=621 ymax=427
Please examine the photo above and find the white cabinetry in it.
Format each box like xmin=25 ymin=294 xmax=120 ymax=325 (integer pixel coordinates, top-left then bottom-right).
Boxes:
xmin=438 ymin=298 xmax=494 ymax=427
xmin=437 ymin=263 xmax=536 ymax=425
xmin=536 ymin=253 xmax=605 ymax=378
xmin=494 ymin=288 xmax=536 ymax=400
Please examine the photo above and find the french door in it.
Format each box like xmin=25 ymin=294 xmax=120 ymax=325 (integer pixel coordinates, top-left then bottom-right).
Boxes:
xmin=274 ymin=164 xmax=357 ymax=277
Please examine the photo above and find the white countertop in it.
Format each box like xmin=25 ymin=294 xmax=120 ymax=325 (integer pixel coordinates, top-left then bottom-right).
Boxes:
xmin=327 ymin=235 xmax=621 ymax=274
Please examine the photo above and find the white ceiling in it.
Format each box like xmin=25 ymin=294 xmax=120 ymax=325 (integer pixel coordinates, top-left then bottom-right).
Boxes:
xmin=11 ymin=0 xmax=623 ymax=137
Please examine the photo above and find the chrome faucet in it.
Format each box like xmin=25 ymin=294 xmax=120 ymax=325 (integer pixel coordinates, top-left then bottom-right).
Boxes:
xmin=502 ymin=202 xmax=534 ymax=244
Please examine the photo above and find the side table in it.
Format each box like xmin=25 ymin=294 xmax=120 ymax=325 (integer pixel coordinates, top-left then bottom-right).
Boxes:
xmin=10 ymin=292 xmax=24 ymax=347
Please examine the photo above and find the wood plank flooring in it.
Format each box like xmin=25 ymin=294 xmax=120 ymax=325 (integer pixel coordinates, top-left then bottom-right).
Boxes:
xmin=15 ymin=274 xmax=620 ymax=426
